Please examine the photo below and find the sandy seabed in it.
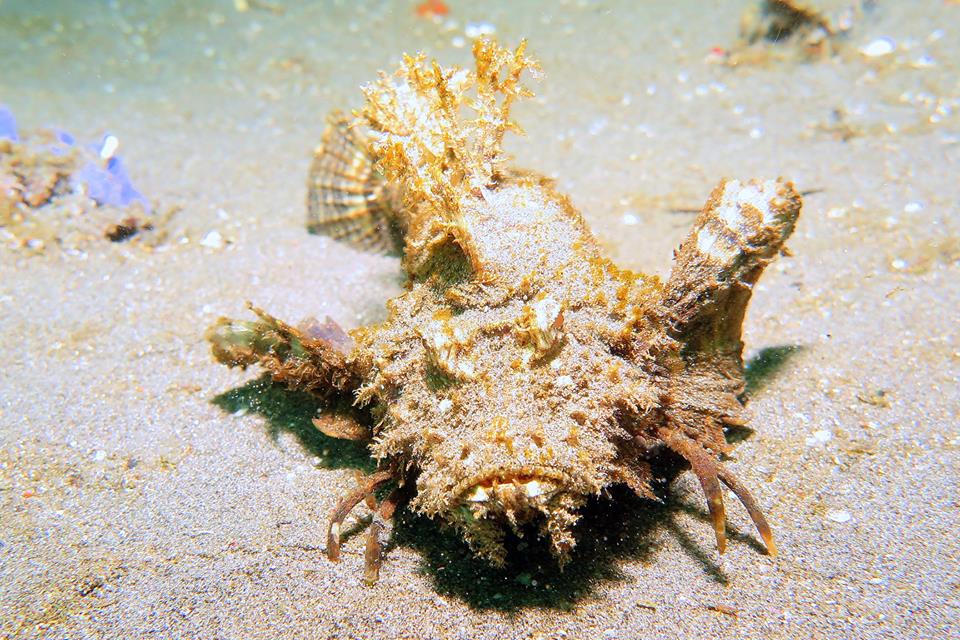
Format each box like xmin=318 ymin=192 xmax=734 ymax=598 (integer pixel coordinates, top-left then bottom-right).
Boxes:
xmin=1 ymin=1 xmax=958 ymax=638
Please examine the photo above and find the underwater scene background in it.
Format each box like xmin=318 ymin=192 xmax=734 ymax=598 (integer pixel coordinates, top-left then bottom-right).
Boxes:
xmin=1 ymin=1 xmax=957 ymax=638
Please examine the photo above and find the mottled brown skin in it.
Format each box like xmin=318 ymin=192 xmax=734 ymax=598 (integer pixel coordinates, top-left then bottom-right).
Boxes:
xmin=207 ymin=39 xmax=800 ymax=581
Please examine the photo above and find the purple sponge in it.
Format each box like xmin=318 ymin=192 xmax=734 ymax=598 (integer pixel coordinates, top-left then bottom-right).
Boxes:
xmin=75 ymin=154 xmax=151 ymax=211
xmin=1 ymin=106 xmax=150 ymax=211
xmin=0 ymin=105 xmax=18 ymax=141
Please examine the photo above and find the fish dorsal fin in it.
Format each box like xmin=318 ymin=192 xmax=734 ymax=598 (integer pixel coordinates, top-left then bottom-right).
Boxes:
xmin=306 ymin=112 xmax=400 ymax=254
xmin=357 ymin=39 xmax=540 ymax=276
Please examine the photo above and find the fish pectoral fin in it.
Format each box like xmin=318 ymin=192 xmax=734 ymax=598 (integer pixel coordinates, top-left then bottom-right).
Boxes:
xmin=306 ymin=112 xmax=402 ymax=254
xmin=312 ymin=413 xmax=371 ymax=442
xmin=206 ymin=302 xmax=362 ymax=396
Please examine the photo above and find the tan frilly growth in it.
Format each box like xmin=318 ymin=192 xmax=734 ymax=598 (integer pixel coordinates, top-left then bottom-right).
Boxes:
xmin=358 ymin=39 xmax=540 ymax=274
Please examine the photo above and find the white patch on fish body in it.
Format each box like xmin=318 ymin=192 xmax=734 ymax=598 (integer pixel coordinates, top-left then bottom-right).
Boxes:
xmin=524 ymin=480 xmax=545 ymax=498
xmin=718 ymin=198 xmax=747 ymax=232
xmin=696 ymin=227 xmax=724 ymax=259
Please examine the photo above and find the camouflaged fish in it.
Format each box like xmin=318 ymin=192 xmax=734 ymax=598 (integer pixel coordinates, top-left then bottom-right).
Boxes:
xmin=207 ymin=39 xmax=800 ymax=583
xmin=731 ymin=0 xmax=873 ymax=63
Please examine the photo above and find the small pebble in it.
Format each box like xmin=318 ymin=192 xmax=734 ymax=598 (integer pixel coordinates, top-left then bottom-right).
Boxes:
xmin=903 ymin=201 xmax=924 ymax=213
xmin=464 ymin=22 xmax=495 ymax=39
xmin=805 ymin=429 xmax=832 ymax=446
xmin=826 ymin=509 xmax=852 ymax=523
xmin=634 ymin=123 xmax=653 ymax=137
xmin=622 ymin=212 xmax=639 ymax=226
xmin=860 ymin=37 xmax=895 ymax=57
xmin=200 ymin=230 xmax=224 ymax=249
xmin=588 ymin=117 xmax=608 ymax=136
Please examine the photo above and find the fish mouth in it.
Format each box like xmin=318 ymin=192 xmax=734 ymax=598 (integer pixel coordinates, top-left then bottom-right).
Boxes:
xmin=450 ymin=465 xmax=585 ymax=526
xmin=444 ymin=466 xmax=589 ymax=566
xmin=462 ymin=476 xmax=560 ymax=508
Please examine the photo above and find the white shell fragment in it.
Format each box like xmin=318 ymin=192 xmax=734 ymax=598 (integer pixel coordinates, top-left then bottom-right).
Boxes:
xmin=903 ymin=201 xmax=924 ymax=213
xmin=99 ymin=134 xmax=119 ymax=160
xmin=520 ymin=295 xmax=564 ymax=353
xmin=421 ymin=320 xmax=477 ymax=381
